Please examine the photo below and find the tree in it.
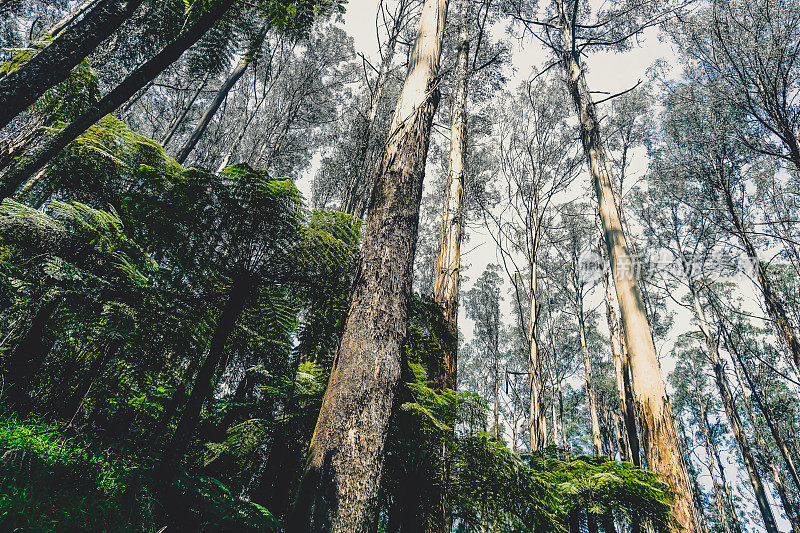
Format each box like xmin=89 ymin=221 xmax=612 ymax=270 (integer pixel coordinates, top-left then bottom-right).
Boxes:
xmin=505 ymin=0 xmax=701 ymax=525
xmin=481 ymin=75 xmax=578 ymax=453
xmin=288 ymin=0 xmax=449 ymax=529
xmin=0 ymin=0 xmax=144 ymax=130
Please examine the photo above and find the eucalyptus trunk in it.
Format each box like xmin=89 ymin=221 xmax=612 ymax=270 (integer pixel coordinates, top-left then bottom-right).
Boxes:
xmin=578 ymin=295 xmax=602 ymax=456
xmin=528 ymin=265 xmax=546 ymax=452
xmin=683 ymin=266 xmax=778 ymax=533
xmin=0 ymin=0 xmax=144 ymax=130
xmin=554 ymin=1 xmax=697 ymax=528
xmin=603 ymin=269 xmax=638 ymax=464
xmin=288 ymin=0 xmax=448 ymax=529
xmin=0 ymin=0 xmax=236 ymax=200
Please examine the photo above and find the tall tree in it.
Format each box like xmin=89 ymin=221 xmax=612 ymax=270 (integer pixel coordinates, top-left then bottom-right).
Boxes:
xmin=0 ymin=0 xmax=144 ymax=130
xmin=505 ymin=0 xmax=701 ymax=525
xmin=639 ymin=160 xmax=780 ymax=532
xmin=174 ymin=24 xmax=269 ymax=165
xmin=482 ymin=76 xmax=578 ymax=453
xmin=288 ymin=0 xmax=449 ymax=529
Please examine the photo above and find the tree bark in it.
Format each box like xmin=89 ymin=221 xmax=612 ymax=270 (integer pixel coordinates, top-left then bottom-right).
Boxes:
xmin=554 ymin=1 xmax=697 ymax=529
xmin=169 ymin=273 xmax=254 ymax=455
xmin=0 ymin=0 xmax=144 ymax=130
xmin=528 ymin=264 xmax=546 ymax=452
xmin=0 ymin=0 xmax=236 ymax=200
xmin=287 ymin=0 xmax=448 ymax=530
xmin=603 ymin=268 xmax=638 ymax=465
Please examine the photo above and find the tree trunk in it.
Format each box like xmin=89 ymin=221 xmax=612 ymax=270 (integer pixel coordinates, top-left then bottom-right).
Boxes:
xmin=5 ymin=297 xmax=59 ymax=410
xmin=683 ymin=268 xmax=779 ymax=533
xmin=169 ymin=274 xmax=254 ymax=455
xmin=720 ymin=179 xmax=800 ymax=374
xmin=678 ymin=419 xmax=710 ymax=533
xmin=161 ymin=72 xmax=211 ymax=147
xmin=175 ymin=27 xmax=266 ymax=165
xmin=0 ymin=0 xmax=144 ymax=130
xmin=0 ymin=114 xmax=47 ymax=175
xmin=49 ymin=0 xmax=102 ymax=38
xmin=528 ymin=265 xmax=546 ymax=452
xmin=0 ymin=0 xmax=236 ymax=200
xmin=703 ymin=407 xmax=745 ymax=533
xmin=603 ymin=269 xmax=635 ymax=463
xmin=728 ymin=330 xmax=800 ymax=532
xmin=432 ymin=0 xmax=469 ymax=393
xmin=554 ymin=2 xmax=697 ymax=529
xmin=697 ymin=395 xmax=735 ymax=533
xmin=578 ymin=297 xmax=602 ymax=456
xmin=287 ymin=0 xmax=448 ymax=530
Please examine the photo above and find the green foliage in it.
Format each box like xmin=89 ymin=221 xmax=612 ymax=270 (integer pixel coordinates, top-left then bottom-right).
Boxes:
xmin=0 ymin=417 xmax=154 ymax=532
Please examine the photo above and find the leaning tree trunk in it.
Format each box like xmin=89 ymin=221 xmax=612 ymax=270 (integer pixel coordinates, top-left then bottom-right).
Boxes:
xmin=728 ymin=348 xmax=800 ymax=533
xmin=0 ymin=0 xmax=144 ymax=130
xmin=578 ymin=294 xmax=602 ymax=456
xmin=0 ymin=0 xmax=236 ymax=200
xmin=554 ymin=1 xmax=697 ymax=529
xmin=49 ymin=0 xmax=102 ymax=38
xmin=683 ymin=265 xmax=779 ymax=533
xmin=719 ymin=179 xmax=800 ymax=374
xmin=175 ymin=27 xmax=267 ymax=165
xmin=287 ymin=0 xmax=448 ymax=530
xmin=169 ymin=273 xmax=254 ymax=456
